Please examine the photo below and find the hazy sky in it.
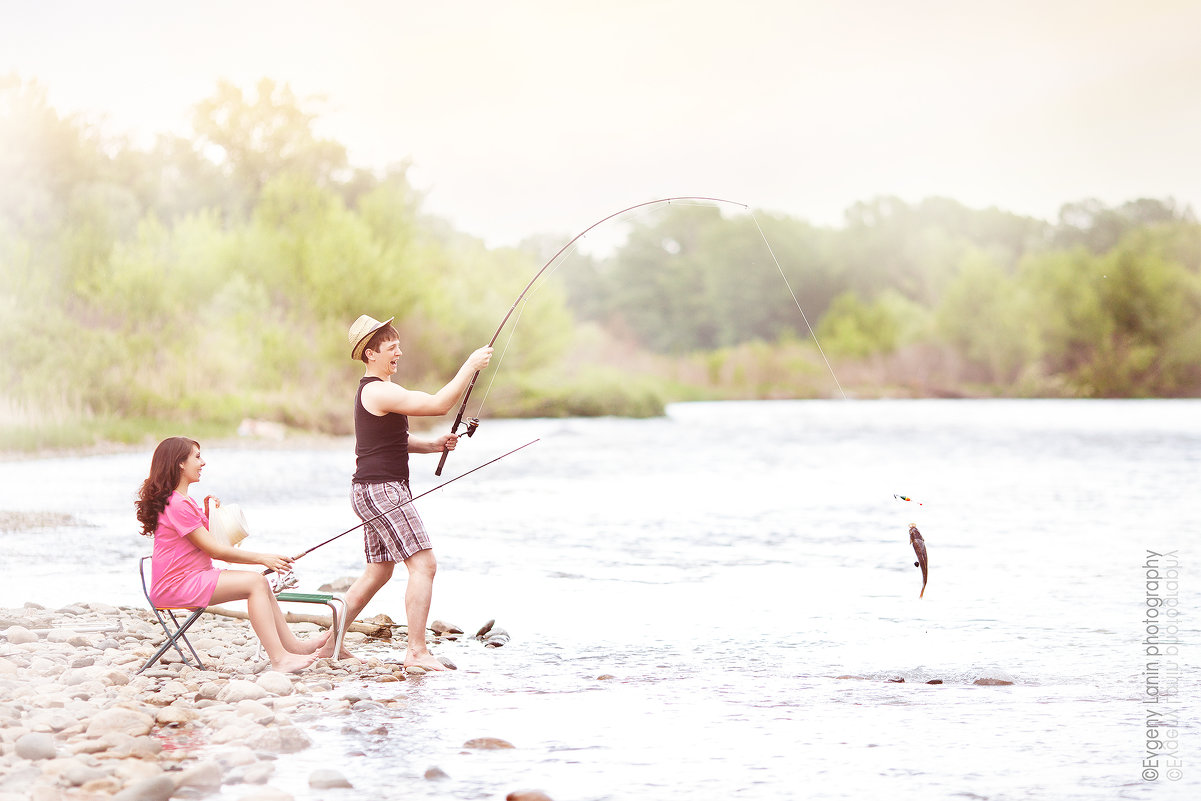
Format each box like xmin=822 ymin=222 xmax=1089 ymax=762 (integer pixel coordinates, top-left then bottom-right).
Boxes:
xmin=4 ymin=0 xmax=1199 ymax=246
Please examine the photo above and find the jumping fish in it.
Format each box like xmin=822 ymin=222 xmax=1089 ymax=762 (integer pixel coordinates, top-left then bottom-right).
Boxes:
xmin=909 ymin=523 xmax=928 ymax=598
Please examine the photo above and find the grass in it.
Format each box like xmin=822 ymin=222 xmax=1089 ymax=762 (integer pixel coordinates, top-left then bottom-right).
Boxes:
xmin=0 ymin=397 xmax=238 ymax=456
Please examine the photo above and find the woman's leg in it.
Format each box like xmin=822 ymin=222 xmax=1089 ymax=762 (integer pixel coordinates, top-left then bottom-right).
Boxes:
xmin=210 ymin=571 xmax=316 ymax=673
xmin=265 ymin=593 xmax=332 ymax=654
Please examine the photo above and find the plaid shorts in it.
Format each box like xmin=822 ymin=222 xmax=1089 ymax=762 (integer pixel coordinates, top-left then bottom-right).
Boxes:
xmin=351 ymin=480 xmax=432 ymax=563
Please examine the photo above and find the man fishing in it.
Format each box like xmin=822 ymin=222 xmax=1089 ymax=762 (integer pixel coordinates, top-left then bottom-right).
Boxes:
xmin=315 ymin=314 xmax=491 ymax=670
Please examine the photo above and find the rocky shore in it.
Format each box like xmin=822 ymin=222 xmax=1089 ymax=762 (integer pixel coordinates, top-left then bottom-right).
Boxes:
xmin=0 ymin=602 xmax=543 ymax=801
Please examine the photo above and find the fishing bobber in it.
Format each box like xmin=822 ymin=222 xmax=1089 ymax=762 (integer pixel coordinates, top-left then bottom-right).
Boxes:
xmin=204 ymin=496 xmax=250 ymax=547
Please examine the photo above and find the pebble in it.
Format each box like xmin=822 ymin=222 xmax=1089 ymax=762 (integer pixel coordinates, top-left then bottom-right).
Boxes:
xmin=483 ymin=628 xmax=510 ymax=648
xmin=0 ymin=602 xmax=490 ymax=800
xmin=309 ymin=768 xmax=354 ymax=788
xmin=507 ymin=791 xmax=555 ymax=801
xmin=110 ymin=775 xmax=175 ymax=801
xmin=465 ymin=736 xmax=515 ymax=750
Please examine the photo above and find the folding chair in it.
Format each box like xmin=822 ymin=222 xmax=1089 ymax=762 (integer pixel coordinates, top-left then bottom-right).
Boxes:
xmin=137 ymin=556 xmax=207 ymax=674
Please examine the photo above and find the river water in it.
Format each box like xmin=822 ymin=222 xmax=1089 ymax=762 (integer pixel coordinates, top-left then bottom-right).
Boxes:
xmin=1 ymin=399 xmax=1198 ymax=800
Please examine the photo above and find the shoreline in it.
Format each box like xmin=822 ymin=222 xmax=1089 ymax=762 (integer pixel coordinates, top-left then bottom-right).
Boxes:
xmin=0 ymin=432 xmax=355 ymax=464
xmin=0 ymin=601 xmax=467 ymax=801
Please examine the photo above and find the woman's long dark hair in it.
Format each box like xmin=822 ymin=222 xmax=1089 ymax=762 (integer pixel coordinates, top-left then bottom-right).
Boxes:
xmin=136 ymin=437 xmax=199 ymax=536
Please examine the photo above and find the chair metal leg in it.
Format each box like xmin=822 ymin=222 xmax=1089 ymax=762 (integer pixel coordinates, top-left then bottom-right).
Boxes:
xmin=165 ymin=608 xmax=206 ymax=666
xmin=328 ymin=597 xmax=347 ymax=658
xmin=139 ymin=607 xmax=206 ymax=674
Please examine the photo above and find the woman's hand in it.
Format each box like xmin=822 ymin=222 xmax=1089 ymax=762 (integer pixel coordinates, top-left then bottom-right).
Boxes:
xmin=259 ymin=553 xmax=295 ymax=573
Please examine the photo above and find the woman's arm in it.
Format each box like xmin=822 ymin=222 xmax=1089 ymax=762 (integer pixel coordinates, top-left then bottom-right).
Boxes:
xmin=186 ymin=527 xmax=294 ymax=573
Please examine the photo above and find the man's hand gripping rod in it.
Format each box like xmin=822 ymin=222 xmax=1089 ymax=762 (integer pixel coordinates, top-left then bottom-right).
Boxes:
xmin=435 ymin=413 xmax=479 ymax=476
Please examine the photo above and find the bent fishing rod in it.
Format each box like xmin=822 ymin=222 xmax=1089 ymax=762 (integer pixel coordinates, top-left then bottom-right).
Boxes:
xmin=264 ymin=438 xmax=539 ymax=574
xmin=435 ymin=195 xmax=747 ymax=476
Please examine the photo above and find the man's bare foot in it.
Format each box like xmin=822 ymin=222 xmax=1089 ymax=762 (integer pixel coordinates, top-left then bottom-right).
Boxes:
xmin=294 ymin=629 xmax=332 ymax=655
xmin=404 ymin=651 xmax=447 ymax=671
xmin=270 ymin=652 xmax=317 ymax=674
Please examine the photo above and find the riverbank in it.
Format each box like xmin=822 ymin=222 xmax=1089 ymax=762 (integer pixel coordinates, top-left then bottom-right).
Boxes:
xmin=0 ymin=603 xmax=542 ymax=801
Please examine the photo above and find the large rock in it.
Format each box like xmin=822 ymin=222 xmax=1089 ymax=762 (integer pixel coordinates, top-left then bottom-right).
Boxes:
xmin=256 ymin=671 xmax=294 ymax=696
xmin=155 ymin=706 xmax=198 ymax=725
xmin=62 ymin=761 xmax=109 ymax=787
xmin=15 ymin=732 xmax=57 ymax=760
xmin=175 ymin=760 xmax=224 ymax=790
xmin=235 ymin=699 xmax=276 ymax=725
xmin=3 ymin=625 xmax=38 ymax=644
xmin=217 ymin=679 xmax=268 ymax=702
xmin=85 ymin=707 xmax=155 ymax=738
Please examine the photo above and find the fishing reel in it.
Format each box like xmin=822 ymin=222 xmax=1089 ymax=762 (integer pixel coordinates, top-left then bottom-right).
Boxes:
xmin=268 ymin=569 xmax=298 ymax=593
xmin=455 ymin=417 xmax=481 ymax=438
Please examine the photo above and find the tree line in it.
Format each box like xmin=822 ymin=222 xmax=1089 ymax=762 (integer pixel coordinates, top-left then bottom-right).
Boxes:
xmin=568 ymin=196 xmax=1201 ymax=397
xmin=2 ymin=75 xmax=1198 ymax=448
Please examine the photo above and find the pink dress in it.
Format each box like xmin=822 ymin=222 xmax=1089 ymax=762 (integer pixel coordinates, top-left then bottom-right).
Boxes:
xmin=150 ymin=492 xmax=222 ymax=608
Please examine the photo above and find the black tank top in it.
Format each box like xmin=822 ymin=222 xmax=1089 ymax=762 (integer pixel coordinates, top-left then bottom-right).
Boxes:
xmin=353 ymin=376 xmax=409 ymax=484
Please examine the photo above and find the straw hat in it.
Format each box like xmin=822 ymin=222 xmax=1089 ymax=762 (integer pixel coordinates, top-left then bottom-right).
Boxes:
xmin=348 ymin=314 xmax=395 ymax=360
xmin=208 ymin=503 xmax=249 ymax=547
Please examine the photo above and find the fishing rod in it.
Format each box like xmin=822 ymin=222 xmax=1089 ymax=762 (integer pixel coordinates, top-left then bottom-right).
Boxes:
xmin=434 ymin=196 xmax=748 ymax=476
xmin=264 ymin=438 xmax=539 ymax=575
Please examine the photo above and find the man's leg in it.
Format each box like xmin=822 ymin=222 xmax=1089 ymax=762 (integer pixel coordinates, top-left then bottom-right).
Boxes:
xmin=402 ymin=548 xmax=444 ymax=670
xmin=315 ymin=561 xmax=395 ymax=659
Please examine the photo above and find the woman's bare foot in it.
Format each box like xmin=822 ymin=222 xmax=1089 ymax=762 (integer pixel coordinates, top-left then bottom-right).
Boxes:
xmin=314 ymin=639 xmax=359 ymax=661
xmin=271 ymin=652 xmax=318 ymax=673
xmin=294 ymin=629 xmax=332 ymax=655
xmin=404 ymin=650 xmax=447 ymax=671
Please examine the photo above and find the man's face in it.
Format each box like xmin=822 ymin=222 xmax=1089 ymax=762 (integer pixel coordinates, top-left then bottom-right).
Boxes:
xmin=371 ymin=339 xmax=403 ymax=375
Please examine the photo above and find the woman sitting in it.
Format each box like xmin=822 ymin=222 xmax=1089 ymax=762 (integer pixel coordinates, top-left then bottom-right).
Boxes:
xmin=135 ymin=436 xmax=326 ymax=673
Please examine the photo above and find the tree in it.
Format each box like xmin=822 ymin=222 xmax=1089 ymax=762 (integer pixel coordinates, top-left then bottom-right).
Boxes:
xmin=192 ymin=78 xmax=349 ymax=212
xmin=935 ymin=252 xmax=1038 ymax=384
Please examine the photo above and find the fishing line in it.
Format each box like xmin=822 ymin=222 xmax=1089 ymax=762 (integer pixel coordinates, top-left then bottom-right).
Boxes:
xmin=438 ymin=195 xmax=856 ymax=474
xmin=748 ymin=210 xmax=848 ymax=400
xmin=476 ymin=200 xmax=849 ymax=417
xmin=473 ymin=294 xmax=529 ymax=415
